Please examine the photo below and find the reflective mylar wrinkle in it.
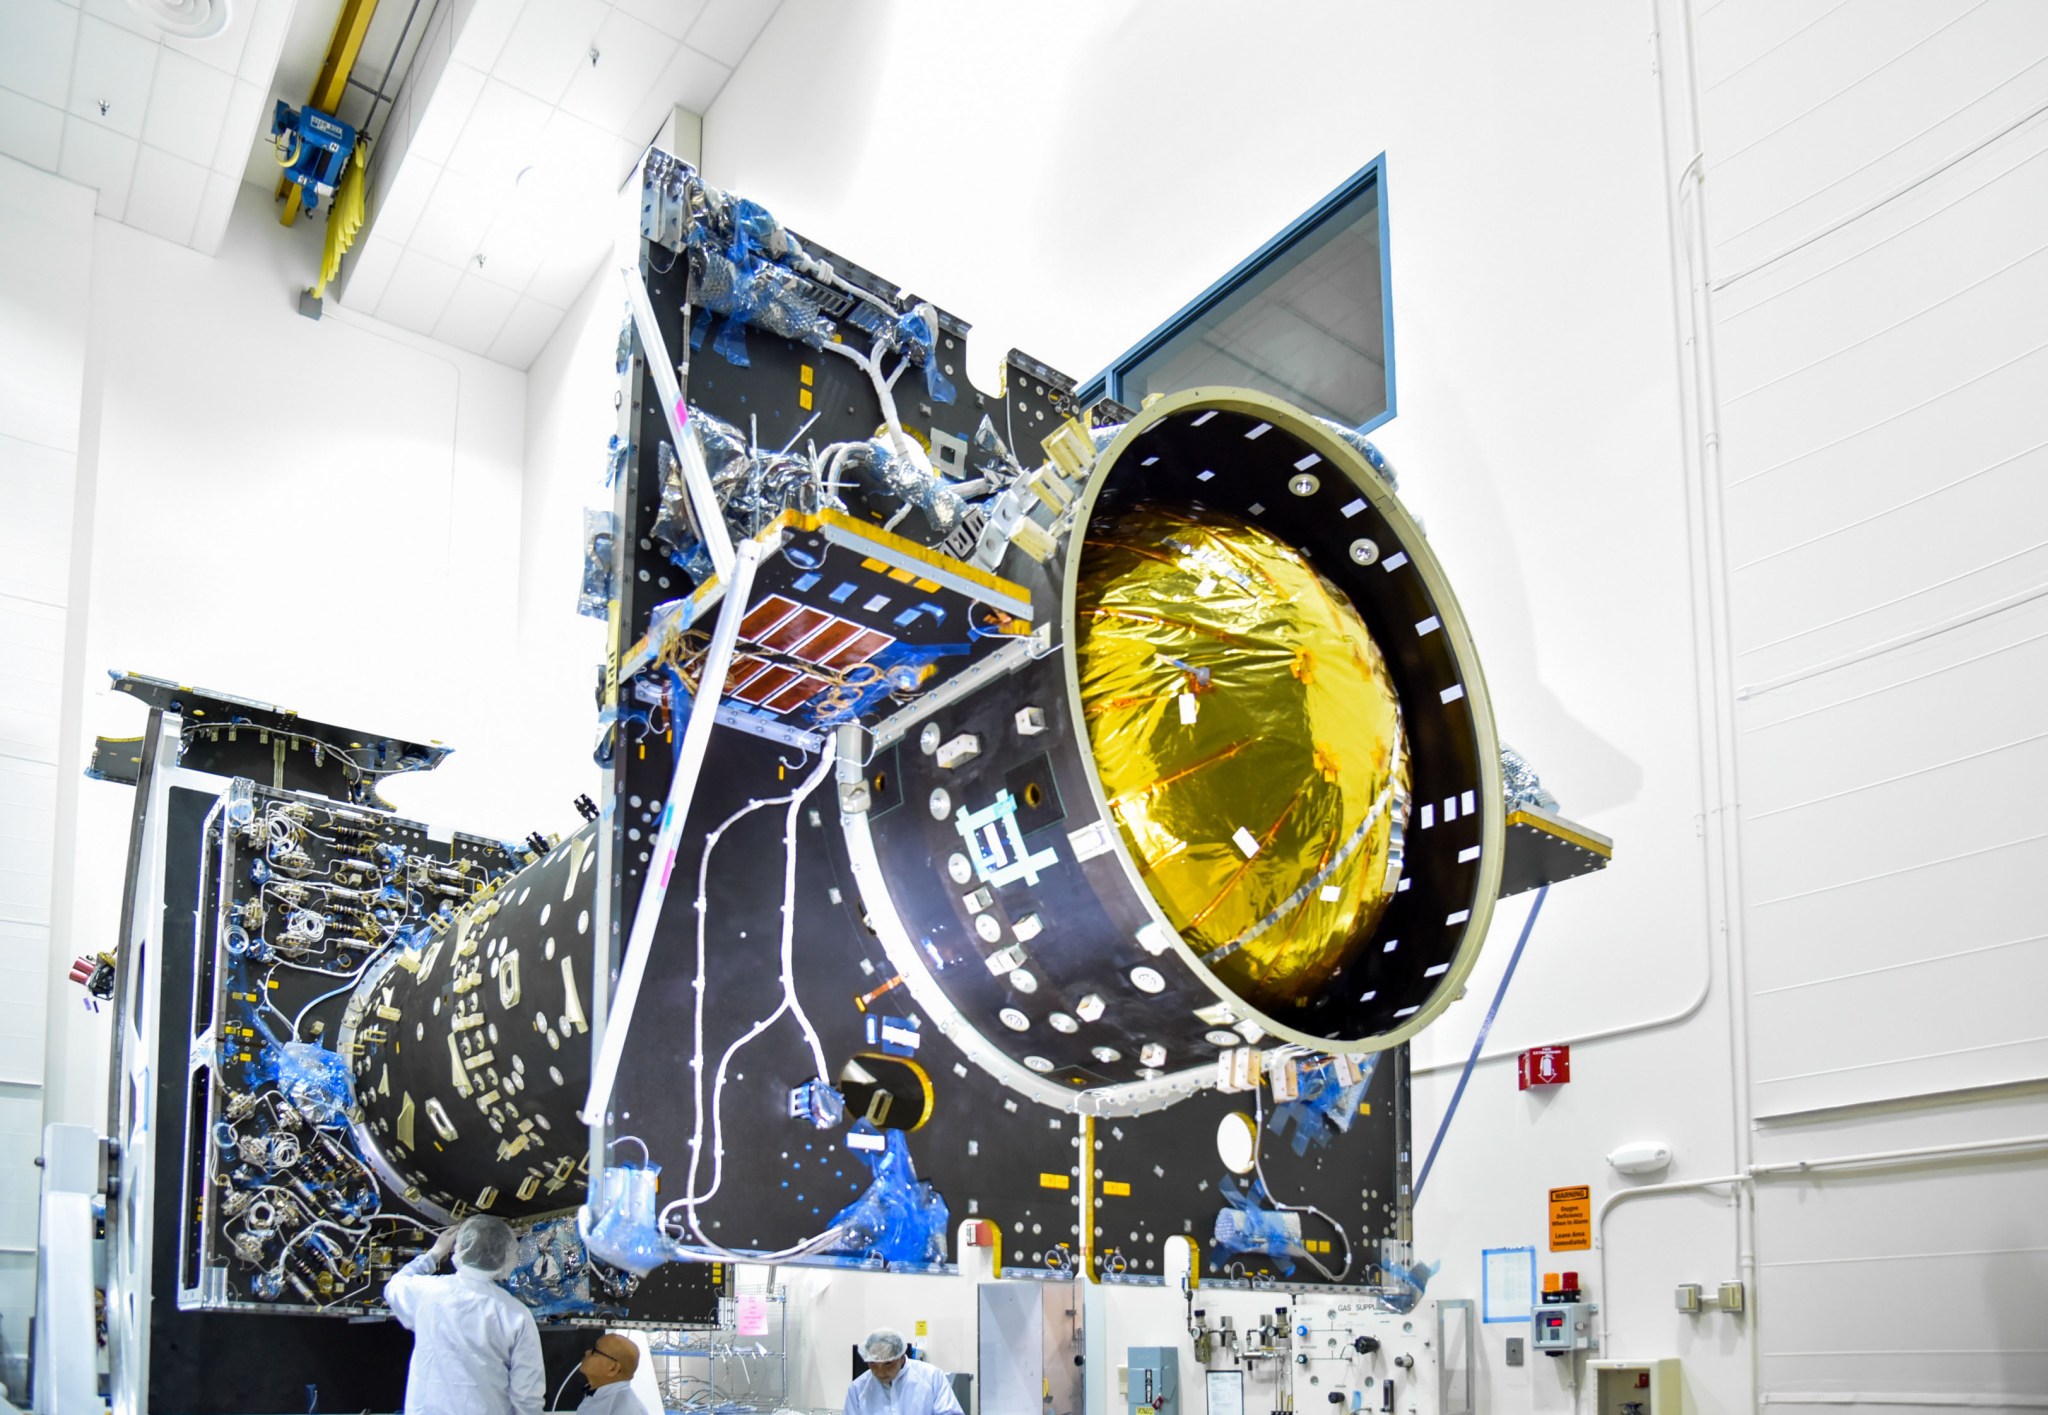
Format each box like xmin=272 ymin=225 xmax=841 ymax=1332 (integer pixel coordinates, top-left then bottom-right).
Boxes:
xmin=1075 ymin=505 xmax=1410 ymax=1014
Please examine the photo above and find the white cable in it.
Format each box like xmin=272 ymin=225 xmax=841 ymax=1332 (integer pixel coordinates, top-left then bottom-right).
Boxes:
xmin=1251 ymin=1084 xmax=1352 ymax=1282
xmin=820 ymin=339 xmax=918 ymax=469
xmin=666 ymin=745 xmax=838 ymax=1220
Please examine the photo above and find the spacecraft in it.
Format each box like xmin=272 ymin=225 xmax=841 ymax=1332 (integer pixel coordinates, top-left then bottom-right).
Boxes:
xmin=83 ymin=149 xmax=1610 ymax=1412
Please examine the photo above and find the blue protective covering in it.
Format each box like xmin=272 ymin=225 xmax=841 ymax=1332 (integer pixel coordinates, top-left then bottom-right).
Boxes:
xmin=684 ymin=194 xmax=831 ymax=367
xmin=263 ymin=1039 xmax=355 ymax=1127
xmin=578 ymin=1162 xmax=679 ymax=1276
xmin=894 ymin=305 xmax=956 ymax=405
xmin=819 ymin=1122 xmax=950 ymax=1267
xmin=1316 ymin=420 xmax=1400 ymax=493
xmin=1375 ymin=1245 xmax=1439 ymax=1314
xmin=505 ymin=1215 xmax=610 ymax=1318
xmin=578 ymin=508 xmax=617 ymax=619
xmin=1210 ymin=1175 xmax=1307 ymax=1276
xmin=1267 ymin=1055 xmax=1378 ymax=1157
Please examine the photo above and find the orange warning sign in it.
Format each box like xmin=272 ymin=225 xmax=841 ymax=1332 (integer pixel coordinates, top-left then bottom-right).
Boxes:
xmin=1548 ymin=1185 xmax=1592 ymax=1252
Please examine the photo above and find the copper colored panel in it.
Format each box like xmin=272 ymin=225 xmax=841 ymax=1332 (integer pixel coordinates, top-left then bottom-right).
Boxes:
xmin=820 ymin=628 xmax=894 ymax=671
xmin=795 ymin=619 xmax=864 ymax=665
xmin=739 ymin=595 xmax=803 ymax=641
xmin=762 ymin=674 xmax=831 ymax=714
xmin=760 ymin=605 xmax=833 ymax=652
xmin=732 ymin=663 xmax=800 ymax=706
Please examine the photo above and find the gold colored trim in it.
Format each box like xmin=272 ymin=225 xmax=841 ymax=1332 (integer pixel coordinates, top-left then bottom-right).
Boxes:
xmin=797 ymin=508 xmax=1032 ymax=611
xmin=1506 ymin=808 xmax=1614 ymax=859
xmin=852 ymin=1051 xmax=937 ymax=1132
xmin=1080 ymin=1115 xmax=1098 ymax=1283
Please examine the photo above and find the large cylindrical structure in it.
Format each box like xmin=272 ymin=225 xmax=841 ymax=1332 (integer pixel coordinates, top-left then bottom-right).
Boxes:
xmin=838 ymin=389 xmax=1501 ymax=1114
xmin=340 ymin=823 xmax=601 ymax=1222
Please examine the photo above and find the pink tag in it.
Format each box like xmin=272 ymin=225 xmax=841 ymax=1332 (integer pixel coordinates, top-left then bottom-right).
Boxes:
xmin=736 ymin=1293 xmax=769 ymax=1336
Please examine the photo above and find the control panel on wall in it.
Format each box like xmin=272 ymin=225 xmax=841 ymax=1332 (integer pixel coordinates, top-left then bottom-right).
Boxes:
xmin=1127 ymin=1347 xmax=1179 ymax=1415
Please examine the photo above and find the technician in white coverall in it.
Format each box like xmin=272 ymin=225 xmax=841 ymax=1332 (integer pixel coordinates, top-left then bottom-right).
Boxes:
xmin=386 ymin=1215 xmax=544 ymax=1415
xmin=844 ymin=1329 xmax=963 ymax=1415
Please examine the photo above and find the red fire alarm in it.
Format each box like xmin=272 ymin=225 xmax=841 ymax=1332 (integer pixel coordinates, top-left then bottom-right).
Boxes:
xmin=1518 ymin=1045 xmax=1571 ymax=1090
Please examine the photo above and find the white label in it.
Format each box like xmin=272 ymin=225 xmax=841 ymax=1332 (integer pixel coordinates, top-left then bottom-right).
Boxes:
xmin=1320 ymin=884 xmax=1343 ymax=903
xmin=847 ymin=1131 xmax=887 ymax=1152
xmin=1178 ymin=692 xmax=1200 ymax=725
xmin=879 ymin=1022 xmax=922 ymax=1050
xmin=1069 ymin=820 xmax=1116 ymax=862
xmin=1231 ymin=826 xmax=1261 ymax=858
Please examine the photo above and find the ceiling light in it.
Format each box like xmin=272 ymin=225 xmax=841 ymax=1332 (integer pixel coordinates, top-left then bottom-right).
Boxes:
xmin=126 ymin=0 xmax=231 ymax=39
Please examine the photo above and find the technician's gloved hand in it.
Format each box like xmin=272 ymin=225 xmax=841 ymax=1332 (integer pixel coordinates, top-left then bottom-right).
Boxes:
xmin=429 ymin=1226 xmax=459 ymax=1264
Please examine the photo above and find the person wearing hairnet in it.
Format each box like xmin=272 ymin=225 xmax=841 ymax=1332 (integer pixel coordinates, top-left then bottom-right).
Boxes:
xmin=845 ymin=1329 xmax=962 ymax=1415
xmin=386 ymin=1216 xmax=544 ymax=1415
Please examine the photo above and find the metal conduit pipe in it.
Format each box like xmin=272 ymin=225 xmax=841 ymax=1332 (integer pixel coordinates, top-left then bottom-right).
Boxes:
xmin=1597 ymin=1133 xmax=2048 ymax=1356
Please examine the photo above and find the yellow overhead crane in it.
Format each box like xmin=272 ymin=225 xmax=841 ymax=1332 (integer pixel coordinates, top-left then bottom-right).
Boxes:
xmin=278 ymin=0 xmax=380 ymax=227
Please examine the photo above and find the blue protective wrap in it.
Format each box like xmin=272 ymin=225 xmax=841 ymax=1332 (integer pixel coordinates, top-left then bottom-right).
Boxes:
xmin=578 ymin=1162 xmax=679 ymax=1277
xmin=1375 ymin=1246 xmax=1439 ymax=1314
xmin=1315 ymin=419 xmax=1400 ymax=493
xmin=684 ymin=195 xmax=831 ymax=367
xmin=578 ymin=508 xmax=617 ymax=619
xmin=1210 ymin=1175 xmax=1307 ymax=1276
xmin=262 ymin=1038 xmax=355 ymax=1128
xmin=1267 ymin=1055 xmax=1379 ymax=1157
xmin=819 ymin=1122 xmax=950 ymax=1268
xmin=505 ymin=1215 xmax=609 ymax=1318
xmin=894 ymin=305 xmax=956 ymax=406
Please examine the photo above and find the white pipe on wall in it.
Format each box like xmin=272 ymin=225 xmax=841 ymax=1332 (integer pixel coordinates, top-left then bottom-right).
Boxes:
xmin=1597 ymin=1134 xmax=2048 ymax=1356
xmin=1761 ymin=1396 xmax=2048 ymax=1409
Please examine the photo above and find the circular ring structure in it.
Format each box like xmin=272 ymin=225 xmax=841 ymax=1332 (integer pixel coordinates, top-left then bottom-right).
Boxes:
xmin=838 ymin=388 xmax=1502 ymax=1114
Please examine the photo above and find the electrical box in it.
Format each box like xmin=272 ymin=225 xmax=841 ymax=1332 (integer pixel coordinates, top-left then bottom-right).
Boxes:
xmin=1531 ymin=1301 xmax=1598 ymax=1356
xmin=1126 ymin=1346 xmax=1178 ymax=1415
xmin=1590 ymin=1359 xmax=1680 ymax=1414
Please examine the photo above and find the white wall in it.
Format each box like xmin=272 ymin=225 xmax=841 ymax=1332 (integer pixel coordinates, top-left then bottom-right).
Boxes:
xmin=1678 ymin=0 xmax=2048 ymax=1405
xmin=0 ymin=151 xmax=94 ymax=1396
xmin=39 ymin=181 xmax=536 ymax=1139
xmin=512 ymin=110 xmax=703 ymax=823
xmin=696 ymin=3 xmax=2048 ymax=1412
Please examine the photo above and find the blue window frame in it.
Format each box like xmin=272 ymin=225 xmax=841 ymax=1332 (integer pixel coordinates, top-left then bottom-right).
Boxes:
xmin=1081 ymin=156 xmax=1395 ymax=433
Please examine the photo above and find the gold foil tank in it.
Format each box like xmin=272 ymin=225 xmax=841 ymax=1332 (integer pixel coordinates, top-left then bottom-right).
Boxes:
xmin=1075 ymin=505 xmax=1409 ymax=1014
